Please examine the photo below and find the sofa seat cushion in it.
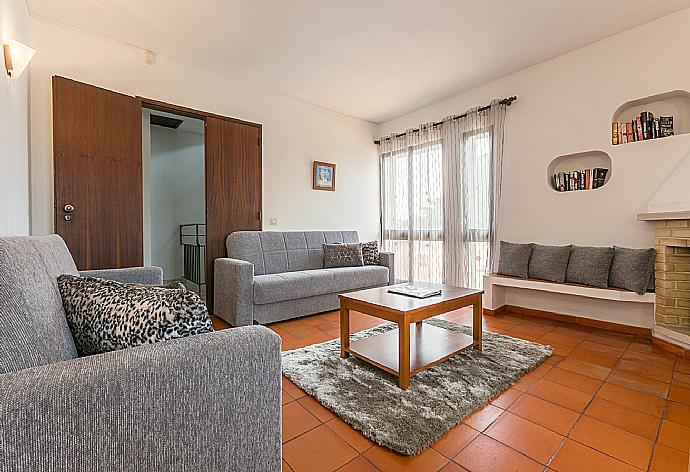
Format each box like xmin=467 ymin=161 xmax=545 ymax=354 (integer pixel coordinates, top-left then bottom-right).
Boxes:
xmin=253 ymin=266 xmax=389 ymax=305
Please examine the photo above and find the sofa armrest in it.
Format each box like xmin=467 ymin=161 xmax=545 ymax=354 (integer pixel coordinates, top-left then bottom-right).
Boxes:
xmin=379 ymin=251 xmax=395 ymax=285
xmin=79 ymin=266 xmax=164 ymax=285
xmin=0 ymin=327 xmax=282 ymax=472
xmin=215 ymin=258 xmax=254 ymax=327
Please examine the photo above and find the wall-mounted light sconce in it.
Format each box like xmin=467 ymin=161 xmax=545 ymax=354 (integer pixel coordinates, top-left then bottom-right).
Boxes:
xmin=3 ymin=38 xmax=36 ymax=78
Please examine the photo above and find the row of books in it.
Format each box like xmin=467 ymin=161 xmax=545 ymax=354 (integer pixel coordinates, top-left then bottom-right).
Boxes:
xmin=552 ymin=168 xmax=609 ymax=192
xmin=612 ymin=112 xmax=673 ymax=145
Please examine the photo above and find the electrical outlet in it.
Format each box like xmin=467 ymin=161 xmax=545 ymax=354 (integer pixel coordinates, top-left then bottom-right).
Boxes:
xmin=269 ymin=218 xmax=278 ymax=226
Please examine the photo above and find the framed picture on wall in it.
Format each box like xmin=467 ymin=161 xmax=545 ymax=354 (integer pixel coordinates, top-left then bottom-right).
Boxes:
xmin=312 ymin=161 xmax=336 ymax=191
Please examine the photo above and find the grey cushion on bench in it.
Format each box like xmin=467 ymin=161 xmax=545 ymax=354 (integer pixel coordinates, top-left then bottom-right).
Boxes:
xmin=497 ymin=241 xmax=533 ymax=278
xmin=565 ymin=246 xmax=615 ymax=288
xmin=609 ymin=246 xmax=656 ymax=295
xmin=528 ymin=244 xmax=572 ymax=283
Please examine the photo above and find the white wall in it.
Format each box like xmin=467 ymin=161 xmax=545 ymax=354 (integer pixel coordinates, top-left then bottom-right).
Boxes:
xmin=28 ymin=18 xmax=380 ymax=242
xmin=377 ymin=9 xmax=690 ymax=249
xmin=149 ymin=125 xmax=205 ymax=280
xmin=0 ymin=0 xmax=30 ymax=235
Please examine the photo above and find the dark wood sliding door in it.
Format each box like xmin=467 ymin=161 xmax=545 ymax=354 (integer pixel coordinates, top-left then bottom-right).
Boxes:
xmin=53 ymin=76 xmax=143 ymax=270
xmin=53 ymin=79 xmax=262 ymax=312
xmin=205 ymin=116 xmax=262 ymax=313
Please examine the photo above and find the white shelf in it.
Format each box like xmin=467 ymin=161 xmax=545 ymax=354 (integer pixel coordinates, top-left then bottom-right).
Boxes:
xmin=486 ymin=275 xmax=655 ymax=304
xmin=547 ymin=150 xmax=611 ymax=192
xmin=612 ymin=90 xmax=690 ymax=139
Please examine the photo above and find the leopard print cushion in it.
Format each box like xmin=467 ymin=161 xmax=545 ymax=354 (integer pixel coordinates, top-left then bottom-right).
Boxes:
xmin=57 ymin=274 xmax=212 ymax=356
xmin=361 ymin=241 xmax=380 ymax=265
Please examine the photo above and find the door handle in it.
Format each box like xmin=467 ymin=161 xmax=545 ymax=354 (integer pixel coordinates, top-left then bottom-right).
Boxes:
xmin=64 ymin=204 xmax=75 ymax=213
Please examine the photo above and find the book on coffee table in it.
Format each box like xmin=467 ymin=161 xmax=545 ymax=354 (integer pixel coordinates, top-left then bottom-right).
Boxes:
xmin=387 ymin=284 xmax=442 ymax=299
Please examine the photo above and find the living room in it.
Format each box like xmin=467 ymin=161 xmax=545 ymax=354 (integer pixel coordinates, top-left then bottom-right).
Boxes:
xmin=2 ymin=1 xmax=690 ymax=471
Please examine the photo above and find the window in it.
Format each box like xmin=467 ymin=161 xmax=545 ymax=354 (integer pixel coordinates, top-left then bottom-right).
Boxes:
xmin=381 ymin=140 xmax=443 ymax=283
xmin=380 ymin=129 xmax=492 ymax=288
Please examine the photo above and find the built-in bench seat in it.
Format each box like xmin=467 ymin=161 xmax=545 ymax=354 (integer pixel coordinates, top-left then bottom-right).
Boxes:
xmin=483 ymin=274 xmax=656 ymax=333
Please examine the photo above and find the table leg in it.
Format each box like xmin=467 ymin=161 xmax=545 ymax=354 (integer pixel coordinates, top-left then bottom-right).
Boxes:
xmin=473 ymin=295 xmax=482 ymax=351
xmin=415 ymin=321 xmax=423 ymax=330
xmin=398 ymin=319 xmax=411 ymax=389
xmin=340 ymin=307 xmax=350 ymax=358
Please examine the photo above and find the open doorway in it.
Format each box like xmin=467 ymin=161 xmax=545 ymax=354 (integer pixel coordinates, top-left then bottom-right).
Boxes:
xmin=143 ymin=108 xmax=206 ymax=294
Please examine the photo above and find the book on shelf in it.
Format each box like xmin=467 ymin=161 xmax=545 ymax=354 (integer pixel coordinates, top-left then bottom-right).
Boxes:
xmin=660 ymin=116 xmax=674 ymax=137
xmin=592 ymin=168 xmax=608 ymax=189
xmin=622 ymin=124 xmax=628 ymax=143
xmin=612 ymin=111 xmax=673 ymax=144
xmin=653 ymin=117 xmax=659 ymax=139
xmin=553 ymin=167 xmax=608 ymax=192
xmin=636 ymin=116 xmax=643 ymax=141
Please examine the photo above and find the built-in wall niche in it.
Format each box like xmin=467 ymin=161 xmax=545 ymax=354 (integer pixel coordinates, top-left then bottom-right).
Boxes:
xmin=547 ymin=150 xmax=612 ymax=192
xmin=611 ymin=90 xmax=690 ymax=144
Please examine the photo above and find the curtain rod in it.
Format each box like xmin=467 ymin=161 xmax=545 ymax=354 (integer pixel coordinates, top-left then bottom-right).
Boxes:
xmin=374 ymin=95 xmax=517 ymax=145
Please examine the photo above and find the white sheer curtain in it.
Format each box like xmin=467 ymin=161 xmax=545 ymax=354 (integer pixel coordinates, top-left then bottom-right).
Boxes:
xmin=379 ymin=100 xmax=507 ymax=288
xmin=379 ymin=124 xmax=443 ymax=283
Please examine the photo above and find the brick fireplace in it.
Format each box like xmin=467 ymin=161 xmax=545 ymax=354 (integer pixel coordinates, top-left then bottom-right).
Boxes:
xmin=654 ymin=219 xmax=690 ymax=332
xmin=636 ymin=153 xmax=690 ymax=352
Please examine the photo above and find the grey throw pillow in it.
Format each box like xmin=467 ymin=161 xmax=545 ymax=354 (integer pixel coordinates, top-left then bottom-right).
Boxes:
xmin=608 ymin=246 xmax=656 ymax=295
xmin=497 ymin=241 xmax=533 ymax=278
xmin=528 ymin=244 xmax=572 ymax=283
xmin=361 ymin=241 xmax=380 ymax=265
xmin=57 ymin=275 xmax=212 ymax=356
xmin=323 ymin=243 xmax=364 ymax=268
xmin=565 ymin=246 xmax=615 ymax=287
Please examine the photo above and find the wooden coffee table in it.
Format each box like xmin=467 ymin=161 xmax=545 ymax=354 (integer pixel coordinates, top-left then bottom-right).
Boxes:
xmin=339 ymin=282 xmax=483 ymax=390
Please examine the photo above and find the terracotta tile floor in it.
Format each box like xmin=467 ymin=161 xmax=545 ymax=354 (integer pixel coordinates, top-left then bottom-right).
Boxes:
xmin=212 ymin=308 xmax=690 ymax=472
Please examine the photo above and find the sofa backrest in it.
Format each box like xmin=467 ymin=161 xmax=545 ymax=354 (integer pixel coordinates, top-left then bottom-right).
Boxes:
xmin=0 ymin=235 xmax=80 ymax=374
xmin=227 ymin=231 xmax=359 ymax=275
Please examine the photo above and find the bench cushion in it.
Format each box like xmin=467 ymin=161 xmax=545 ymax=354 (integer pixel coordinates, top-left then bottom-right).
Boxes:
xmin=497 ymin=241 xmax=533 ymax=278
xmin=609 ymin=246 xmax=656 ymax=295
xmin=566 ymin=246 xmax=615 ymax=288
xmin=253 ymin=266 xmax=389 ymax=305
xmin=528 ymin=244 xmax=572 ymax=283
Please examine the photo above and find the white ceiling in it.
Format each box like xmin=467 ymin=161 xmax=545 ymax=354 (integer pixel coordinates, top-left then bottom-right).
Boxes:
xmin=27 ymin=0 xmax=690 ymax=123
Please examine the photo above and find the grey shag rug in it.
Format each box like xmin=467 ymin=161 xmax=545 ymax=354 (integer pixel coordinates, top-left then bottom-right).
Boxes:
xmin=281 ymin=318 xmax=553 ymax=455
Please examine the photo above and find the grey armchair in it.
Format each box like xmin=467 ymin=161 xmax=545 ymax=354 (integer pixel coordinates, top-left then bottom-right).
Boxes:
xmin=0 ymin=235 xmax=282 ymax=472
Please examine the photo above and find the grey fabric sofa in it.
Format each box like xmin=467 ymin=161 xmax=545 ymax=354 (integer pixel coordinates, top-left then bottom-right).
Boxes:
xmin=0 ymin=235 xmax=281 ymax=472
xmin=215 ymin=230 xmax=395 ymax=326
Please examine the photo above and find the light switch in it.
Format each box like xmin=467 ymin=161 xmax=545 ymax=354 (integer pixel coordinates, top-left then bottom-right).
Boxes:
xmin=269 ymin=218 xmax=278 ymax=226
